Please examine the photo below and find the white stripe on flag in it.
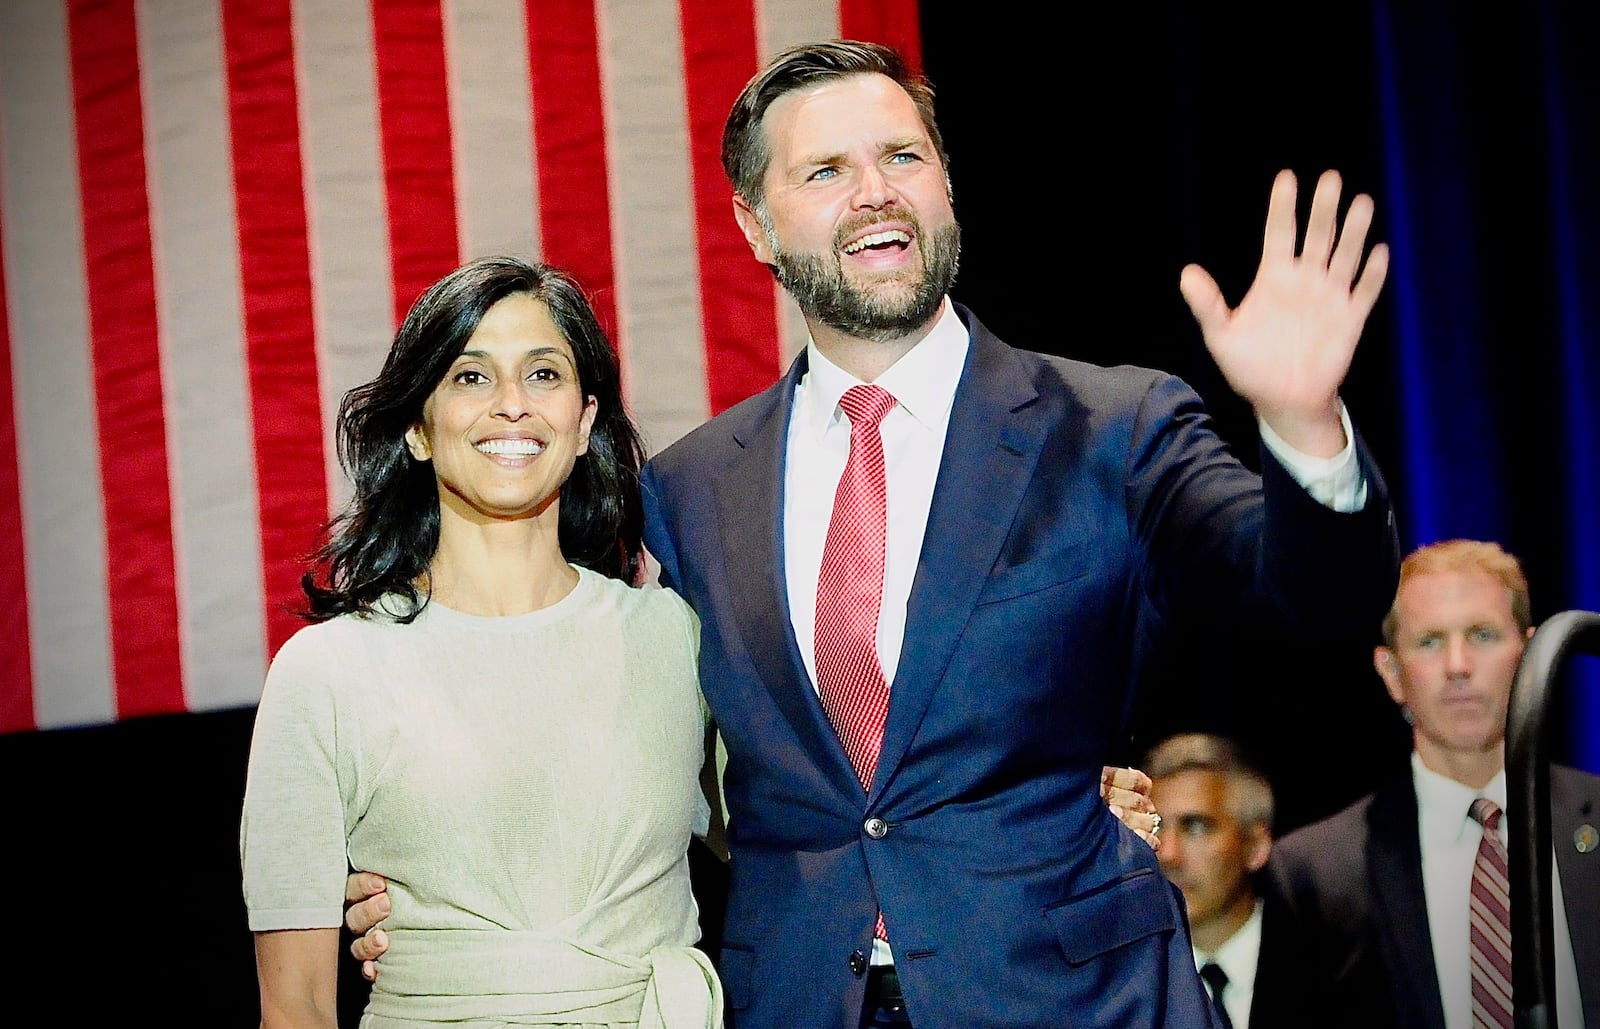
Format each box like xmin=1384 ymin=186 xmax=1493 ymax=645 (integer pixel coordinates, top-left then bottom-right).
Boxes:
xmin=0 ymin=0 xmax=116 ymax=729
xmin=137 ymin=0 xmax=268 ymax=713
xmin=295 ymin=0 xmax=396 ymax=515
xmin=598 ymin=0 xmax=711 ymax=456
xmin=444 ymin=0 xmax=540 ymax=264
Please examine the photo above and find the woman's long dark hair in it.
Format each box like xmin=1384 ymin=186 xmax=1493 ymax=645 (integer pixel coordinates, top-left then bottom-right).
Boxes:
xmin=301 ymin=257 xmax=646 ymax=621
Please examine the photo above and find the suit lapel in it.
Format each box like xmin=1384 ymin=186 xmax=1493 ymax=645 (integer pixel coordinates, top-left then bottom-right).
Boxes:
xmin=1551 ymin=765 xmax=1600 ymax=1026
xmin=1368 ymin=780 xmax=1447 ymax=1029
xmin=872 ymin=314 xmax=1045 ymax=799
xmin=712 ymin=353 xmax=862 ymax=798
xmin=1250 ymin=886 xmax=1298 ymax=1029
xmin=713 ymin=315 xmax=1054 ymax=804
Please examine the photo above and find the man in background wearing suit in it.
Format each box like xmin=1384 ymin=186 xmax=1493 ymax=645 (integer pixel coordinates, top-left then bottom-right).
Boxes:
xmin=347 ymin=39 xmax=1400 ymax=1027
xmin=1270 ymin=539 xmax=1600 ymax=1028
xmin=1145 ymin=732 xmax=1307 ymax=1029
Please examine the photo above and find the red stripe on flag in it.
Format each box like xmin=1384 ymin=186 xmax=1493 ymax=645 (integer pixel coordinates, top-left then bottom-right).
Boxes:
xmin=221 ymin=0 xmax=329 ymax=655
xmin=0 ymin=166 xmax=35 ymax=733
xmin=525 ymin=1 xmax=618 ymax=341
xmin=372 ymin=0 xmax=460 ymax=326
xmin=839 ymin=0 xmax=923 ymax=75
xmin=679 ymin=0 xmax=779 ymax=414
xmin=67 ymin=0 xmax=185 ymax=720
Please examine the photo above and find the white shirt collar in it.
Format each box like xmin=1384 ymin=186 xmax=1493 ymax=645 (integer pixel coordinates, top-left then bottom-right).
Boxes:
xmin=1195 ymin=897 xmax=1264 ymax=989
xmin=1194 ymin=899 xmax=1264 ymax=1027
xmin=799 ymin=297 xmax=968 ymax=435
xmin=1411 ymin=750 xmax=1509 ymax=844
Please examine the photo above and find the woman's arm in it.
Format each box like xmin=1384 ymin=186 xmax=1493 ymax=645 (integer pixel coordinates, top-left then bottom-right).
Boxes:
xmin=255 ymin=927 xmax=340 ymax=1028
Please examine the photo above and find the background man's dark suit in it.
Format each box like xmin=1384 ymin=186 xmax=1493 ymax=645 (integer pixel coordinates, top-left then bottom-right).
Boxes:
xmin=1235 ymin=875 xmax=1319 ymax=1029
xmin=641 ymin=304 xmax=1400 ymax=1027
xmin=1269 ymin=762 xmax=1600 ymax=1028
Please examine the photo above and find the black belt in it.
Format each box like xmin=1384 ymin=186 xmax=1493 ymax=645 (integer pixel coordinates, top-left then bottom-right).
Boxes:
xmin=865 ymin=965 xmax=905 ymax=1012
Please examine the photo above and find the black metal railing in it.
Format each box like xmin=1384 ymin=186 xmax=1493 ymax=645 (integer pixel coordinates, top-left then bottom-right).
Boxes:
xmin=1505 ymin=608 xmax=1600 ymax=1029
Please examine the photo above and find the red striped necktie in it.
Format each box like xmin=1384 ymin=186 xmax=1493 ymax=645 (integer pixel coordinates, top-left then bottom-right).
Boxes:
xmin=815 ymin=384 xmax=896 ymax=941
xmin=1468 ymin=797 xmax=1513 ymax=1029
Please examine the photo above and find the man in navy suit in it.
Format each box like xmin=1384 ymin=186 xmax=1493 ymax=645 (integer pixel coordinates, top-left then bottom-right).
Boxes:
xmin=1269 ymin=540 xmax=1599 ymax=1028
xmin=346 ymin=40 xmax=1399 ymax=1027
xmin=636 ymin=40 xmax=1397 ymax=1028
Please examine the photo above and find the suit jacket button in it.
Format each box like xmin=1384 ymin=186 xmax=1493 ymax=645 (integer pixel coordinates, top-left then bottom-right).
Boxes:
xmin=850 ymin=949 xmax=868 ymax=976
xmin=864 ymin=817 xmax=888 ymax=839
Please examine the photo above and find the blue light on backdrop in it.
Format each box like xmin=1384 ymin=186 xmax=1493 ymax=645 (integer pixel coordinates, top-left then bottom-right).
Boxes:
xmin=1373 ymin=0 xmax=1598 ymax=771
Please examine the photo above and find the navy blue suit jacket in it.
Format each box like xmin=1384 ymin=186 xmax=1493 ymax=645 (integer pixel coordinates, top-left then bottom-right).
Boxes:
xmin=641 ymin=305 xmax=1400 ymax=1027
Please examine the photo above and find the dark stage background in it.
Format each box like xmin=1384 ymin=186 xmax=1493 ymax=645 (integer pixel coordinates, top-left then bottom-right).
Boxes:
xmin=4 ymin=4 xmax=1596 ymax=1024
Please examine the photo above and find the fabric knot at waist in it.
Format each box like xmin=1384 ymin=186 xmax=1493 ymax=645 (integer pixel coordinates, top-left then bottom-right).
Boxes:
xmin=364 ymin=928 xmax=722 ymax=1027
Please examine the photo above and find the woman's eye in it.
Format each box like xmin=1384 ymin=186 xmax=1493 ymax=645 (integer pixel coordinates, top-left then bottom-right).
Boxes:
xmin=453 ymin=369 xmax=487 ymax=385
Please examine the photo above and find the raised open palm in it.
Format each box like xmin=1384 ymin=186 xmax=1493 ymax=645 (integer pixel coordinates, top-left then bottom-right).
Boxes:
xmin=1179 ymin=169 xmax=1389 ymax=455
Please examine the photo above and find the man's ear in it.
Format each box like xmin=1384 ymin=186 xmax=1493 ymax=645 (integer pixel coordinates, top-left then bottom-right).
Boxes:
xmin=404 ymin=423 xmax=431 ymax=461
xmin=1374 ymin=645 xmax=1405 ymax=706
xmin=1245 ymin=825 xmax=1272 ymax=874
xmin=732 ymin=194 xmax=776 ymax=265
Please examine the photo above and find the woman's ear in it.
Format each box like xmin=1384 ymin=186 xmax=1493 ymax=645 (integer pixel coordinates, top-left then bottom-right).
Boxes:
xmin=404 ymin=423 xmax=431 ymax=461
xmin=577 ymin=396 xmax=598 ymax=456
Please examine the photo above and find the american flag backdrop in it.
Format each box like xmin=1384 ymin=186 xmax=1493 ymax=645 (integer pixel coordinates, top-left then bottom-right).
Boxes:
xmin=0 ymin=0 xmax=923 ymax=734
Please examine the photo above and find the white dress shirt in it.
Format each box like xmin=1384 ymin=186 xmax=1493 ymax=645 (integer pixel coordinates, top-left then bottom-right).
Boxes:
xmin=1194 ymin=898 xmax=1264 ymax=1029
xmin=784 ymin=300 xmax=967 ymax=695
xmin=781 ymin=296 xmax=1369 ymax=964
xmin=1412 ymin=754 xmax=1583 ymax=1028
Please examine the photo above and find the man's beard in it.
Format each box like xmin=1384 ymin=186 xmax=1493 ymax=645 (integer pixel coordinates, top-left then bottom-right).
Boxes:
xmin=766 ymin=214 xmax=961 ymax=343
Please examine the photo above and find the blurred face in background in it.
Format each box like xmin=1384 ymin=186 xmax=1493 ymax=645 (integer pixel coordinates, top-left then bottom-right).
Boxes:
xmin=1375 ymin=567 xmax=1532 ymax=782
xmin=1151 ymin=768 xmax=1270 ymax=941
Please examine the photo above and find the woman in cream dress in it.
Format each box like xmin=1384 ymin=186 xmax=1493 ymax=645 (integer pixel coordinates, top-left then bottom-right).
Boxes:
xmin=241 ymin=256 xmax=722 ymax=1027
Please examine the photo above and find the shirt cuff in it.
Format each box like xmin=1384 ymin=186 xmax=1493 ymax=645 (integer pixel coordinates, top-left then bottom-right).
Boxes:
xmin=1257 ymin=403 xmax=1368 ymax=512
